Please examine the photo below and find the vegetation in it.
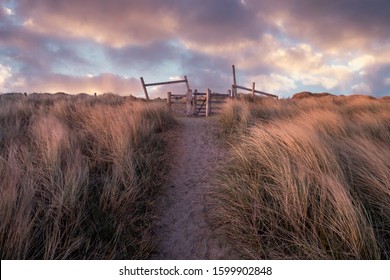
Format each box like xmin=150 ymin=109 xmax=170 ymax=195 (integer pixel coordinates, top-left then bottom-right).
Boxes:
xmin=211 ymin=94 xmax=390 ymax=259
xmin=0 ymin=93 xmax=175 ymax=259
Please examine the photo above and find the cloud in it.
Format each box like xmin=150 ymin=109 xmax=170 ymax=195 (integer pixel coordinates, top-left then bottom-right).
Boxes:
xmin=255 ymin=0 xmax=390 ymax=52
xmin=246 ymin=73 xmax=297 ymax=94
xmin=15 ymin=0 xmax=179 ymax=48
xmin=348 ymin=55 xmax=376 ymax=71
xmin=1 ymin=0 xmax=390 ymax=98
xmin=3 ymin=7 xmax=14 ymax=15
xmin=351 ymin=82 xmax=371 ymax=94
xmin=4 ymin=72 xmax=141 ymax=95
xmin=174 ymin=0 xmax=261 ymax=44
xmin=0 ymin=64 xmax=12 ymax=90
xmin=14 ymin=0 xmax=264 ymax=48
xmin=105 ymin=40 xmax=182 ymax=73
xmin=356 ymin=63 xmax=390 ymax=96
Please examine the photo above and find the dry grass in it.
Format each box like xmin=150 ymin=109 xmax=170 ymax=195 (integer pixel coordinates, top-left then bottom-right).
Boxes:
xmin=0 ymin=93 xmax=175 ymax=259
xmin=211 ymin=95 xmax=390 ymax=259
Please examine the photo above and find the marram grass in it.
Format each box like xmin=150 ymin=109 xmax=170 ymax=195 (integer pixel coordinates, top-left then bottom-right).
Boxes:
xmin=0 ymin=93 xmax=175 ymax=259
xmin=211 ymin=95 xmax=390 ymax=259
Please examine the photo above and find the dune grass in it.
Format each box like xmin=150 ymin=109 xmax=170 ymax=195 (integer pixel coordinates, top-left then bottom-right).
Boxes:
xmin=0 ymin=93 xmax=175 ymax=259
xmin=211 ymin=95 xmax=390 ymax=259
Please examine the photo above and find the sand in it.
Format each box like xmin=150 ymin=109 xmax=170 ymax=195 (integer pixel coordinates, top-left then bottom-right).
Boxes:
xmin=152 ymin=116 xmax=239 ymax=259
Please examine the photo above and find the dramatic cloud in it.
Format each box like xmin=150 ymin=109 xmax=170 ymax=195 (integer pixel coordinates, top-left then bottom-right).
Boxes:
xmin=1 ymin=0 xmax=389 ymax=97
xmin=257 ymin=0 xmax=390 ymax=51
xmin=15 ymin=0 xmax=178 ymax=47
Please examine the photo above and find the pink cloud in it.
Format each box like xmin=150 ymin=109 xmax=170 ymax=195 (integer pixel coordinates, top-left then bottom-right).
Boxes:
xmin=16 ymin=0 xmax=178 ymax=47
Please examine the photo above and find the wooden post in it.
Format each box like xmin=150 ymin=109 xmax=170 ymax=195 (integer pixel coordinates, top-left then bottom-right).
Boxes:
xmin=186 ymin=89 xmax=193 ymax=116
xmin=167 ymin=92 xmax=172 ymax=112
xmin=252 ymin=82 xmax=255 ymax=97
xmin=94 ymin=92 xmax=97 ymax=97
xmin=140 ymin=77 xmax=150 ymax=101
xmin=184 ymin=75 xmax=190 ymax=92
xmin=206 ymin=88 xmax=211 ymax=117
xmin=232 ymin=65 xmax=237 ymax=98
xmin=228 ymin=89 xmax=231 ymax=98
xmin=193 ymin=89 xmax=198 ymax=115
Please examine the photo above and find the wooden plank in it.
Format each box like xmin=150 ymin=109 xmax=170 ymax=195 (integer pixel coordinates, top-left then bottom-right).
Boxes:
xmin=145 ymin=79 xmax=187 ymax=87
xmin=193 ymin=90 xmax=198 ymax=115
xmin=140 ymin=77 xmax=150 ymax=100
xmin=206 ymin=88 xmax=211 ymax=117
xmin=171 ymin=94 xmax=186 ymax=97
xmin=186 ymin=89 xmax=193 ymax=116
xmin=167 ymin=92 xmax=171 ymax=112
xmin=234 ymin=85 xmax=278 ymax=98
xmin=195 ymin=92 xmax=228 ymax=97
xmin=211 ymin=93 xmax=229 ymax=97
xmin=184 ymin=75 xmax=190 ymax=92
xmin=197 ymin=98 xmax=206 ymax=115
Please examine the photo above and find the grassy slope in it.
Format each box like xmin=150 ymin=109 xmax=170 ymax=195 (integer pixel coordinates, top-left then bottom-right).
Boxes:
xmin=0 ymin=93 xmax=175 ymax=259
xmin=211 ymin=95 xmax=390 ymax=259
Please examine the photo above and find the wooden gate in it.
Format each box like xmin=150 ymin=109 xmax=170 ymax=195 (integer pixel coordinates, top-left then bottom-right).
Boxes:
xmin=192 ymin=89 xmax=229 ymax=117
xmin=166 ymin=89 xmax=229 ymax=117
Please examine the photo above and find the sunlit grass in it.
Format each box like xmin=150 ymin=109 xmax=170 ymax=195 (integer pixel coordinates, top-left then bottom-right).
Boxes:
xmin=211 ymin=95 xmax=390 ymax=259
xmin=0 ymin=93 xmax=175 ymax=259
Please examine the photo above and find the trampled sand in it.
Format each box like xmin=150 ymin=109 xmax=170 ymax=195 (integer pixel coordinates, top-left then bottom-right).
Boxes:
xmin=152 ymin=116 xmax=238 ymax=259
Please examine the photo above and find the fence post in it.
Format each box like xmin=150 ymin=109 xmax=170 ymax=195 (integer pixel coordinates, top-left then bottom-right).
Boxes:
xmin=193 ymin=89 xmax=198 ymax=115
xmin=206 ymin=88 xmax=211 ymax=117
xmin=167 ymin=92 xmax=172 ymax=112
xmin=184 ymin=75 xmax=190 ymax=92
xmin=186 ymin=89 xmax=193 ymax=116
xmin=232 ymin=65 xmax=237 ymax=98
xmin=252 ymin=82 xmax=255 ymax=98
xmin=140 ymin=77 xmax=150 ymax=101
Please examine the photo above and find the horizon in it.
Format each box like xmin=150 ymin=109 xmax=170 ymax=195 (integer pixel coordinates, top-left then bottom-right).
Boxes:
xmin=1 ymin=0 xmax=390 ymax=98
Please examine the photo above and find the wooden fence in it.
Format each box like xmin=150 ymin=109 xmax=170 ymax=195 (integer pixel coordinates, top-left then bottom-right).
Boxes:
xmin=231 ymin=65 xmax=278 ymax=99
xmin=142 ymin=65 xmax=278 ymax=117
xmin=140 ymin=76 xmax=190 ymax=101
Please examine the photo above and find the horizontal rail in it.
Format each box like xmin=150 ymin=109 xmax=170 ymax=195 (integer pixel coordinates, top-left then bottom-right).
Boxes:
xmin=145 ymin=79 xmax=187 ymax=87
xmin=194 ymin=92 xmax=229 ymax=97
xmin=211 ymin=93 xmax=229 ymax=97
xmin=234 ymin=85 xmax=278 ymax=98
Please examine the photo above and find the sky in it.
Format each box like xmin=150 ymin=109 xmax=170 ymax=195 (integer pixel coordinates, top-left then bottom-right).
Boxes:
xmin=1 ymin=0 xmax=390 ymax=98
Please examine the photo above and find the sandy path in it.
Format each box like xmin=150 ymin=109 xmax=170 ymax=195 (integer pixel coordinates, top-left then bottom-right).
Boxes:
xmin=152 ymin=116 xmax=239 ymax=259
